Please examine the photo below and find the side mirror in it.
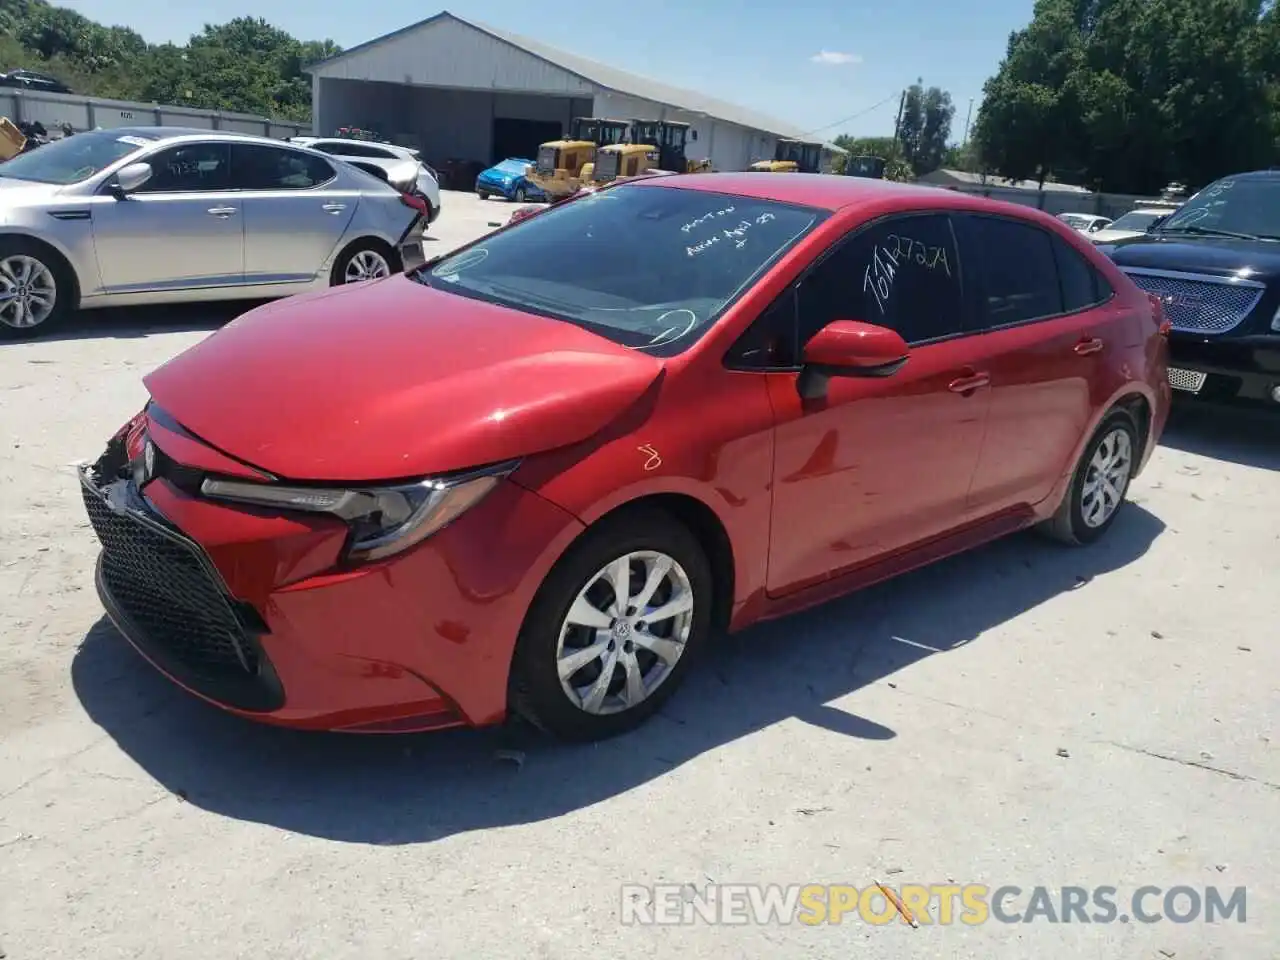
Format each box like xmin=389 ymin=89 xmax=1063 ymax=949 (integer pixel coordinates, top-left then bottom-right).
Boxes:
xmin=798 ymin=319 xmax=909 ymax=400
xmin=112 ymin=162 xmax=153 ymax=196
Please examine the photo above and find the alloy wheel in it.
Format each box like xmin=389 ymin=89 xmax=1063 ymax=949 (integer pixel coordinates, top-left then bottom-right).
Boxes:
xmin=0 ymin=255 xmax=56 ymax=329
xmin=1081 ymin=427 xmax=1133 ymax=528
xmin=344 ymin=249 xmax=391 ymax=283
xmin=555 ymin=551 xmax=695 ymax=715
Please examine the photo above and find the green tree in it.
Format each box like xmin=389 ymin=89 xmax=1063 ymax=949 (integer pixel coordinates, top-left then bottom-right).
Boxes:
xmin=895 ymin=79 xmax=955 ymax=176
xmin=0 ymin=0 xmax=341 ymax=122
xmin=975 ymin=0 xmax=1276 ymax=193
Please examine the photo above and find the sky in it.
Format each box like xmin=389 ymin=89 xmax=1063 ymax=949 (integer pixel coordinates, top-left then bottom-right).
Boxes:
xmin=60 ymin=0 xmax=1035 ymax=141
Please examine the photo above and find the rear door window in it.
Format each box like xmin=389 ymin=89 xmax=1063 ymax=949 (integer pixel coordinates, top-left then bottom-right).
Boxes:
xmin=231 ymin=144 xmax=335 ymax=190
xmin=1051 ymin=234 xmax=1112 ymax=312
xmin=961 ymin=215 xmax=1064 ymax=328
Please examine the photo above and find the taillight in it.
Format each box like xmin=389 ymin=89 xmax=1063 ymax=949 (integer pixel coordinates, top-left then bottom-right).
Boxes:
xmin=400 ymin=192 xmax=428 ymax=216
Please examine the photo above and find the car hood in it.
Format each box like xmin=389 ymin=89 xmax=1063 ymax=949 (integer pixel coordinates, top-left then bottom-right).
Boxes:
xmin=143 ymin=276 xmax=666 ymax=482
xmin=1088 ymin=227 xmax=1144 ymax=244
xmin=0 ymin=178 xmax=62 ymax=212
xmin=1098 ymin=233 xmax=1280 ymax=281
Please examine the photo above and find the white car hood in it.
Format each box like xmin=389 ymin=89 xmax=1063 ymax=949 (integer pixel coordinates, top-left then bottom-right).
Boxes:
xmin=0 ymin=178 xmax=65 ymax=223
xmin=1089 ymin=227 xmax=1145 ymax=244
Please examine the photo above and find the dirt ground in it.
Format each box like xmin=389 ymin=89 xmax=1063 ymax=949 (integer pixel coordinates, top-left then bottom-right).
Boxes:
xmin=1 ymin=190 xmax=1278 ymax=959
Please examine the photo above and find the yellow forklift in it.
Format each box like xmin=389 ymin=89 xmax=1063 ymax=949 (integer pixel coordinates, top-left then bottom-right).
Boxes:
xmin=750 ymin=139 xmax=824 ymax=173
xmin=590 ymin=119 xmax=712 ymax=182
xmin=525 ymin=117 xmax=629 ymax=199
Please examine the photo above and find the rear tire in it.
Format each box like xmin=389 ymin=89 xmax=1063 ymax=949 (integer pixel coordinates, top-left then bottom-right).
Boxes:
xmin=1040 ymin=411 xmax=1138 ymax=545
xmin=509 ymin=508 xmax=714 ymax=741
xmin=329 ymin=240 xmax=401 ymax=286
xmin=0 ymin=238 xmax=73 ymax=339
xmin=478 ymin=191 xmax=490 ymax=200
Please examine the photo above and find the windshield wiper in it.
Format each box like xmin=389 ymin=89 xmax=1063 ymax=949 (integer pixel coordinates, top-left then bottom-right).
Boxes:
xmin=1161 ymin=225 xmax=1263 ymax=241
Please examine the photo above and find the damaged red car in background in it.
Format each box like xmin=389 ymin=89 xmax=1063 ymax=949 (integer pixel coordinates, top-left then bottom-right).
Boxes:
xmin=80 ymin=173 xmax=1170 ymax=741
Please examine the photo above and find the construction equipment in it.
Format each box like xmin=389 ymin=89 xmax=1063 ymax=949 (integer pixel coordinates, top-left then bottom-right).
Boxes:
xmin=591 ymin=119 xmax=711 ymax=182
xmin=845 ymin=155 xmax=887 ymax=178
xmin=525 ymin=117 xmax=629 ymax=199
xmin=750 ymin=139 xmax=824 ymax=173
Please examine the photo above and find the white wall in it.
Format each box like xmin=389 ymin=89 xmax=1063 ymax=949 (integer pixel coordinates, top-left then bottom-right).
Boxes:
xmin=591 ymin=91 xmax=778 ymax=172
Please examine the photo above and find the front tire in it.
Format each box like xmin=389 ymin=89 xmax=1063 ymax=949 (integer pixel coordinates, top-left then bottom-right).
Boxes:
xmin=513 ymin=186 xmax=527 ymax=202
xmin=1041 ymin=411 xmax=1138 ymax=545
xmin=330 ymin=240 xmax=400 ymax=286
xmin=0 ymin=238 xmax=71 ymax=339
xmin=510 ymin=508 xmax=714 ymax=741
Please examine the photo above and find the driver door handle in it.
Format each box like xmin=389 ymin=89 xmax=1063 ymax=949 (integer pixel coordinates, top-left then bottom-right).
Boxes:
xmin=948 ymin=371 xmax=990 ymax=395
xmin=207 ymin=206 xmax=237 ymax=218
xmin=1074 ymin=336 xmax=1105 ymax=355
xmin=322 ymin=202 xmax=347 ymax=214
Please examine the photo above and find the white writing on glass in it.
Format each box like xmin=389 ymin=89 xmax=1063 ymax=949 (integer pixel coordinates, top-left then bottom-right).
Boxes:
xmin=681 ymin=205 xmax=737 ymax=233
xmin=885 ymin=233 xmax=952 ymax=277
xmin=685 ymin=212 xmax=777 ymax=257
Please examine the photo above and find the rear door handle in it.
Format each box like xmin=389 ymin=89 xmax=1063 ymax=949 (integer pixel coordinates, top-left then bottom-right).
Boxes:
xmin=322 ymin=203 xmax=347 ymax=214
xmin=207 ymin=206 xmax=237 ymax=218
xmin=1074 ymin=337 xmax=1105 ymax=355
xmin=948 ymin=372 xmax=990 ymax=394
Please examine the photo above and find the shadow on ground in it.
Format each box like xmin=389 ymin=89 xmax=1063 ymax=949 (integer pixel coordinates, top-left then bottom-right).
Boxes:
xmin=1159 ymin=401 xmax=1280 ymax=471
xmin=32 ymin=301 xmax=260 ymax=343
xmin=73 ymin=505 xmax=1164 ymax=845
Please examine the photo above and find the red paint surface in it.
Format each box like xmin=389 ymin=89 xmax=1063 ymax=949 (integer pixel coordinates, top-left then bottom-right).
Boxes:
xmin=97 ymin=175 xmax=1169 ymax=731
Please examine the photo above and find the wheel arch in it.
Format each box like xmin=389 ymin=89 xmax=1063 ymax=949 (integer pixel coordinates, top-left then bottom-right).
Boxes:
xmin=537 ymin=490 xmax=737 ymax=637
xmin=328 ymin=235 xmax=403 ymax=284
xmin=0 ymin=230 xmax=82 ymax=309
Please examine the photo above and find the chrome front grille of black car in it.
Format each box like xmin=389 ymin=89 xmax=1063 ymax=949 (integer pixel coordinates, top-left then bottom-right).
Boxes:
xmin=1120 ymin=268 xmax=1265 ymax=335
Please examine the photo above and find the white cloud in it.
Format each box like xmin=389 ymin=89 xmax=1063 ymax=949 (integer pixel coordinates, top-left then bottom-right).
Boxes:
xmin=810 ymin=50 xmax=862 ymax=66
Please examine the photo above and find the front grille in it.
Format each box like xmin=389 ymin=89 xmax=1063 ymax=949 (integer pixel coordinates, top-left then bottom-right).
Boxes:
xmin=82 ymin=476 xmax=258 ymax=680
xmin=1167 ymin=367 xmax=1208 ymax=393
xmin=1120 ymin=269 xmax=1264 ymax=334
xmin=536 ymin=146 xmax=558 ymax=175
xmin=594 ymin=151 xmax=619 ymax=180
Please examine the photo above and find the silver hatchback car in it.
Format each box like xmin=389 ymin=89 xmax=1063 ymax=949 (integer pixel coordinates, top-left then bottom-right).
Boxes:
xmin=0 ymin=127 xmax=427 ymax=338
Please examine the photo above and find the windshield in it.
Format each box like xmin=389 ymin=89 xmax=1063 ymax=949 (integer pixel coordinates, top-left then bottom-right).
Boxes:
xmin=419 ymin=183 xmax=826 ymax=355
xmin=1109 ymin=211 xmax=1163 ymax=232
xmin=1158 ymin=177 xmax=1280 ymax=238
xmin=0 ymin=128 xmax=158 ymax=184
xmin=495 ymin=159 xmax=532 ymax=174
xmin=1058 ymin=214 xmax=1089 ymax=228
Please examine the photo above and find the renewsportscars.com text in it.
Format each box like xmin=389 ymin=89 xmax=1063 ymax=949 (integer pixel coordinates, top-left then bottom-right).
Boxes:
xmin=619 ymin=883 xmax=1247 ymax=926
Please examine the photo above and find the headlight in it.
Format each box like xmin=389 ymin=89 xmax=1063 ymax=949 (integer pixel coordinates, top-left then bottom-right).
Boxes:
xmin=502 ymin=175 xmax=512 ymax=185
xmin=200 ymin=461 xmax=517 ymax=563
xmin=1272 ymin=304 xmax=1280 ymax=332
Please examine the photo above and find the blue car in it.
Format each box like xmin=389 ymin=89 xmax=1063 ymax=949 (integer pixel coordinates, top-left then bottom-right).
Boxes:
xmin=475 ymin=158 xmax=547 ymax=202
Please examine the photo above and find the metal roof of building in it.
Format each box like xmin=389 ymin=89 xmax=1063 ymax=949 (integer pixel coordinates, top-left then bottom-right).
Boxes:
xmin=307 ymin=11 xmax=810 ymax=140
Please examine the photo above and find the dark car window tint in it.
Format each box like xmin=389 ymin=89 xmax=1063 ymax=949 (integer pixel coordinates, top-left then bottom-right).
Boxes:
xmin=136 ymin=143 xmax=231 ymax=193
xmin=967 ymin=216 xmax=1063 ymax=326
xmin=725 ymin=286 xmax=800 ymax=369
xmin=231 ymin=145 xmax=334 ymax=190
xmin=1052 ymin=235 xmax=1106 ymax=311
xmin=797 ymin=213 xmax=963 ymax=346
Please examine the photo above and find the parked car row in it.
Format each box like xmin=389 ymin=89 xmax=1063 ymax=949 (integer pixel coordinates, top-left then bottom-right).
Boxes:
xmin=0 ymin=127 xmax=433 ymax=337
xmin=77 ymin=172 xmax=1174 ymax=742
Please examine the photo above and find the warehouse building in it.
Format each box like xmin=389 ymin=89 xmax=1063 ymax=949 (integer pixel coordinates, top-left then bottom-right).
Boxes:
xmin=306 ymin=11 xmax=836 ymax=177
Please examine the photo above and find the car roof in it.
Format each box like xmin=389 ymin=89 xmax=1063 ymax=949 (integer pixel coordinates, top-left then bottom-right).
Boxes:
xmin=630 ymin=171 xmax=1066 ymax=219
xmin=99 ymin=126 xmax=312 ymax=149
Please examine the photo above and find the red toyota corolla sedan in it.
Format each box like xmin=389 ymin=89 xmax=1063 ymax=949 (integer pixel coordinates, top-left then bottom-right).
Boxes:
xmin=81 ymin=174 xmax=1171 ymax=741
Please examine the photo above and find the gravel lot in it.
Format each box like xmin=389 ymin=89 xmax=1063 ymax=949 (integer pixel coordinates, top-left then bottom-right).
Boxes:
xmin=1 ymin=189 xmax=1278 ymax=959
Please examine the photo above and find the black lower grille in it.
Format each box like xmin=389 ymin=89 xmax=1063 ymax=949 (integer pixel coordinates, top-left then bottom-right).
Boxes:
xmin=82 ymin=479 xmax=258 ymax=679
